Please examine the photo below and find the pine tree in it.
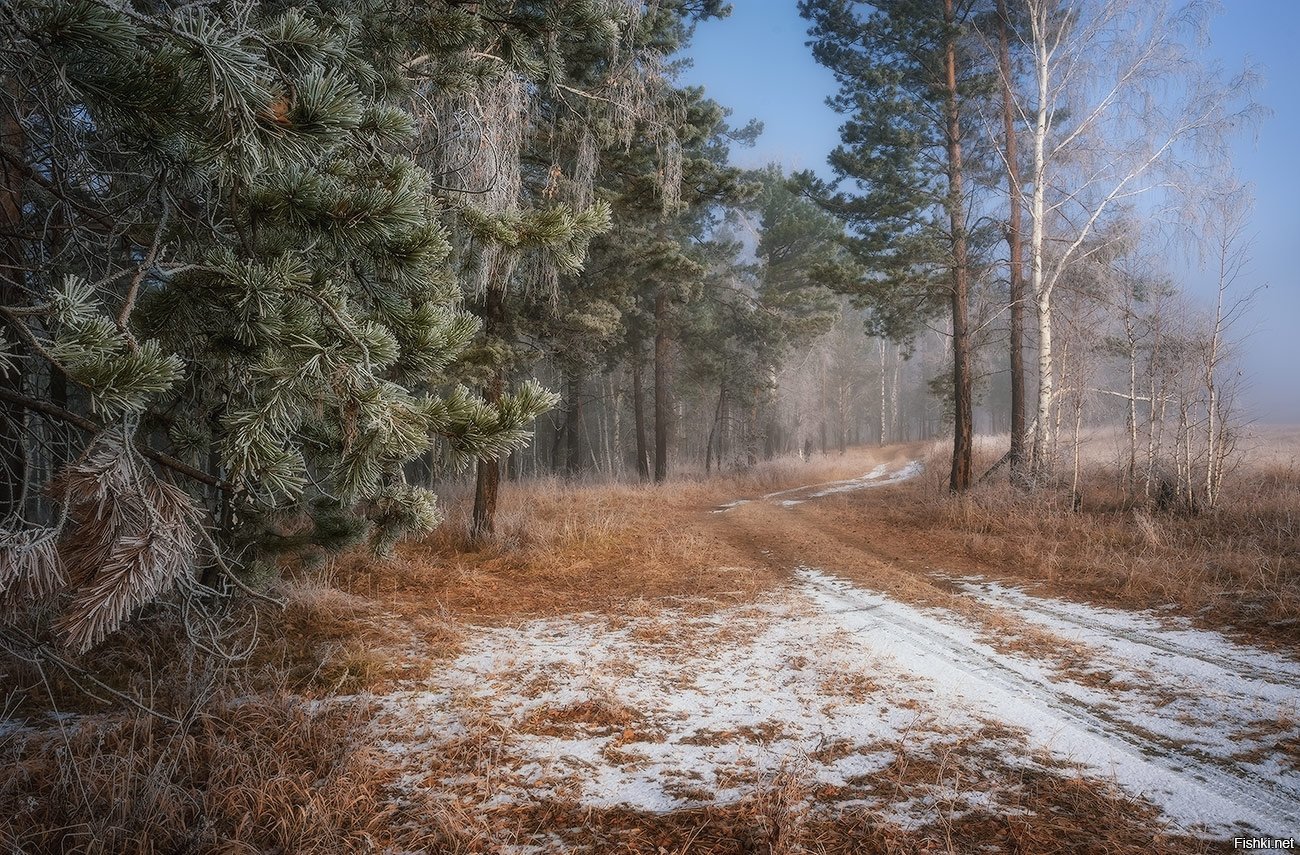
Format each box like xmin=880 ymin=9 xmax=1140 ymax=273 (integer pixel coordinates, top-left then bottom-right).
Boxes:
xmin=432 ymin=0 xmax=730 ymax=532
xmin=799 ymin=0 xmax=993 ymax=492
xmin=590 ymin=86 xmax=759 ymax=482
xmin=0 ymin=0 xmax=617 ymax=649
xmin=749 ymin=167 xmax=842 ymax=459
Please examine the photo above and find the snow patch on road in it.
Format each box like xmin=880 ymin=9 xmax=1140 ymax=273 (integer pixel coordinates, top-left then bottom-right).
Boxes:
xmin=799 ymin=569 xmax=1300 ymax=836
xmin=374 ymin=565 xmax=1297 ymax=838
xmin=946 ymin=576 xmax=1300 ymax=793
xmin=810 ymin=461 xmax=923 ymax=496
xmin=375 ymin=594 xmax=1034 ymax=825
xmin=715 ymin=460 xmax=923 ymax=512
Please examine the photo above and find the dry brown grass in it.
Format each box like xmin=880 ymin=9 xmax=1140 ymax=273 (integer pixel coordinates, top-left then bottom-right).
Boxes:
xmin=846 ymin=436 xmax=1300 ymax=646
xmin=0 ymin=688 xmax=394 ymax=854
xmin=4 ymin=436 xmax=1281 ymax=853
xmin=375 ymin=713 xmax=1216 ymax=855
xmin=329 ymin=448 xmax=911 ymax=624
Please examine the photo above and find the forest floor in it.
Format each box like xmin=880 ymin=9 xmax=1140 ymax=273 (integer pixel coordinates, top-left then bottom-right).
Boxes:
xmin=5 ymin=439 xmax=1300 ymax=853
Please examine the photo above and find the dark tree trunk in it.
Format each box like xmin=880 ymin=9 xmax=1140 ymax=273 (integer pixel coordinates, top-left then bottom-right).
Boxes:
xmin=632 ymin=343 xmax=650 ymax=481
xmin=997 ymin=0 xmax=1028 ymax=482
xmin=944 ymin=0 xmax=974 ymax=493
xmin=470 ymin=369 xmax=504 ymax=541
xmin=718 ymin=384 xmax=728 ymax=467
xmin=471 ymin=283 xmax=507 ymax=541
xmin=564 ymin=366 xmax=584 ymax=480
xmin=653 ymin=288 xmax=670 ymax=483
xmin=0 ymin=104 xmax=26 ymax=521
xmin=549 ymin=418 xmax=565 ymax=474
xmin=747 ymin=387 xmax=760 ymax=467
xmin=705 ymin=381 xmax=724 ymax=475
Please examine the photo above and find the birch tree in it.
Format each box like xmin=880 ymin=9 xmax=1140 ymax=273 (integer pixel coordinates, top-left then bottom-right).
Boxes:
xmin=1197 ymin=176 xmax=1256 ymax=509
xmin=1017 ymin=0 xmax=1259 ymax=476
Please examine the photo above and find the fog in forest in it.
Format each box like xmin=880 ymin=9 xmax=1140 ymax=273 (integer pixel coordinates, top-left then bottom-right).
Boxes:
xmin=3 ymin=1 xmax=1299 ymax=851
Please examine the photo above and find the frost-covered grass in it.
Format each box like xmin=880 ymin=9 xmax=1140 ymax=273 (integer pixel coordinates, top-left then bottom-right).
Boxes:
xmin=859 ymin=433 xmax=1300 ymax=639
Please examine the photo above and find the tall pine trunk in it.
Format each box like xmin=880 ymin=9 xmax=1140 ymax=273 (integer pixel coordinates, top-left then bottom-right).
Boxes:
xmin=653 ymin=288 xmax=670 ymax=483
xmin=705 ymin=382 xmax=723 ymax=475
xmin=720 ymin=381 xmax=731 ymax=465
xmin=564 ymin=367 xmax=584 ymax=480
xmin=632 ymin=344 xmax=650 ymax=481
xmin=944 ymin=0 xmax=974 ymax=493
xmin=997 ymin=0 xmax=1027 ymax=481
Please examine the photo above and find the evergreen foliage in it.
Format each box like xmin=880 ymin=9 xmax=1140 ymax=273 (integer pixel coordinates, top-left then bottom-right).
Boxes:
xmin=796 ymin=0 xmax=993 ymax=340
xmin=798 ymin=0 xmax=996 ymax=491
xmin=0 ymin=0 xmax=680 ymax=648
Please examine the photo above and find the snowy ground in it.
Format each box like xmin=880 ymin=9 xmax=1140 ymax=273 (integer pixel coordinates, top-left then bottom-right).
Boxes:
xmin=375 ymin=566 xmax=1300 ymax=839
xmin=711 ymin=459 xmax=924 ymax=512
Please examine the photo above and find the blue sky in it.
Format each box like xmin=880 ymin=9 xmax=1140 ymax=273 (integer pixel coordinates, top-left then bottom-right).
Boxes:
xmin=680 ymin=1 xmax=1300 ymax=423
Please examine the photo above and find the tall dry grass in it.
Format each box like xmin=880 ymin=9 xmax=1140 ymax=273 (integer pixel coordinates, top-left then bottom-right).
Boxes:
xmin=334 ymin=447 xmax=914 ymax=622
xmin=879 ymin=433 xmax=1300 ymax=640
xmin=0 ymin=686 xmax=392 ymax=854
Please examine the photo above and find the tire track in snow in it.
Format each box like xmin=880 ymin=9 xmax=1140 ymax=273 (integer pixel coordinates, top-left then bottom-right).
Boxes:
xmin=948 ymin=578 xmax=1300 ymax=688
xmin=713 ymin=460 xmax=922 ymax=513
xmin=797 ymin=568 xmax=1300 ymax=836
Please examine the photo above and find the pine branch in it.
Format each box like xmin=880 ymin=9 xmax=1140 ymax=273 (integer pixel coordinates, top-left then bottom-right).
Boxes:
xmin=116 ymin=203 xmax=170 ymax=340
xmin=0 ymin=387 xmax=232 ymax=493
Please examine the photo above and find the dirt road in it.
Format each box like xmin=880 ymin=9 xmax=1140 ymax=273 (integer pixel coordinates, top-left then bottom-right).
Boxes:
xmin=377 ymin=451 xmax=1300 ymax=850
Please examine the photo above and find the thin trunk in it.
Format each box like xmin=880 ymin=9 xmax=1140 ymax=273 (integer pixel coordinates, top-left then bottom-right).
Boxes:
xmin=1146 ymin=369 xmax=1158 ymax=498
xmin=564 ymin=366 xmax=584 ymax=480
xmin=1071 ymin=392 xmax=1084 ymax=506
xmin=878 ymin=338 xmax=887 ymax=445
xmin=470 ymin=284 xmax=507 ymax=541
xmin=719 ymin=382 xmax=730 ymax=467
xmin=587 ymin=408 xmax=601 ymax=473
xmin=606 ymin=374 xmax=619 ymax=478
xmin=1053 ymin=337 xmax=1067 ymax=466
xmin=747 ymin=382 xmax=761 ymax=467
xmin=705 ymin=381 xmax=723 ymax=475
xmin=1179 ymin=403 xmax=1193 ymax=511
xmin=1029 ymin=4 xmax=1054 ymax=477
xmin=549 ymin=418 xmax=565 ymax=474
xmin=944 ymin=0 xmax=974 ymax=493
xmin=890 ymin=345 xmax=901 ymax=441
xmin=997 ymin=0 xmax=1028 ymax=480
xmin=1205 ymin=253 xmax=1226 ymax=508
xmin=653 ymin=289 xmax=670 ymax=483
xmin=819 ymin=358 xmax=827 ymax=455
xmin=0 ymin=101 xmax=26 ymax=521
xmin=632 ymin=344 xmax=650 ymax=481
xmin=1125 ymin=309 xmax=1139 ymax=494
xmin=1145 ymin=313 xmax=1162 ymax=498
xmin=837 ymin=386 xmax=847 ymax=453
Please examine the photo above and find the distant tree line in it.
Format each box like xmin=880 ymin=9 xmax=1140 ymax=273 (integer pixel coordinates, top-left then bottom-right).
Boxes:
xmin=797 ymin=0 xmax=1261 ymax=497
